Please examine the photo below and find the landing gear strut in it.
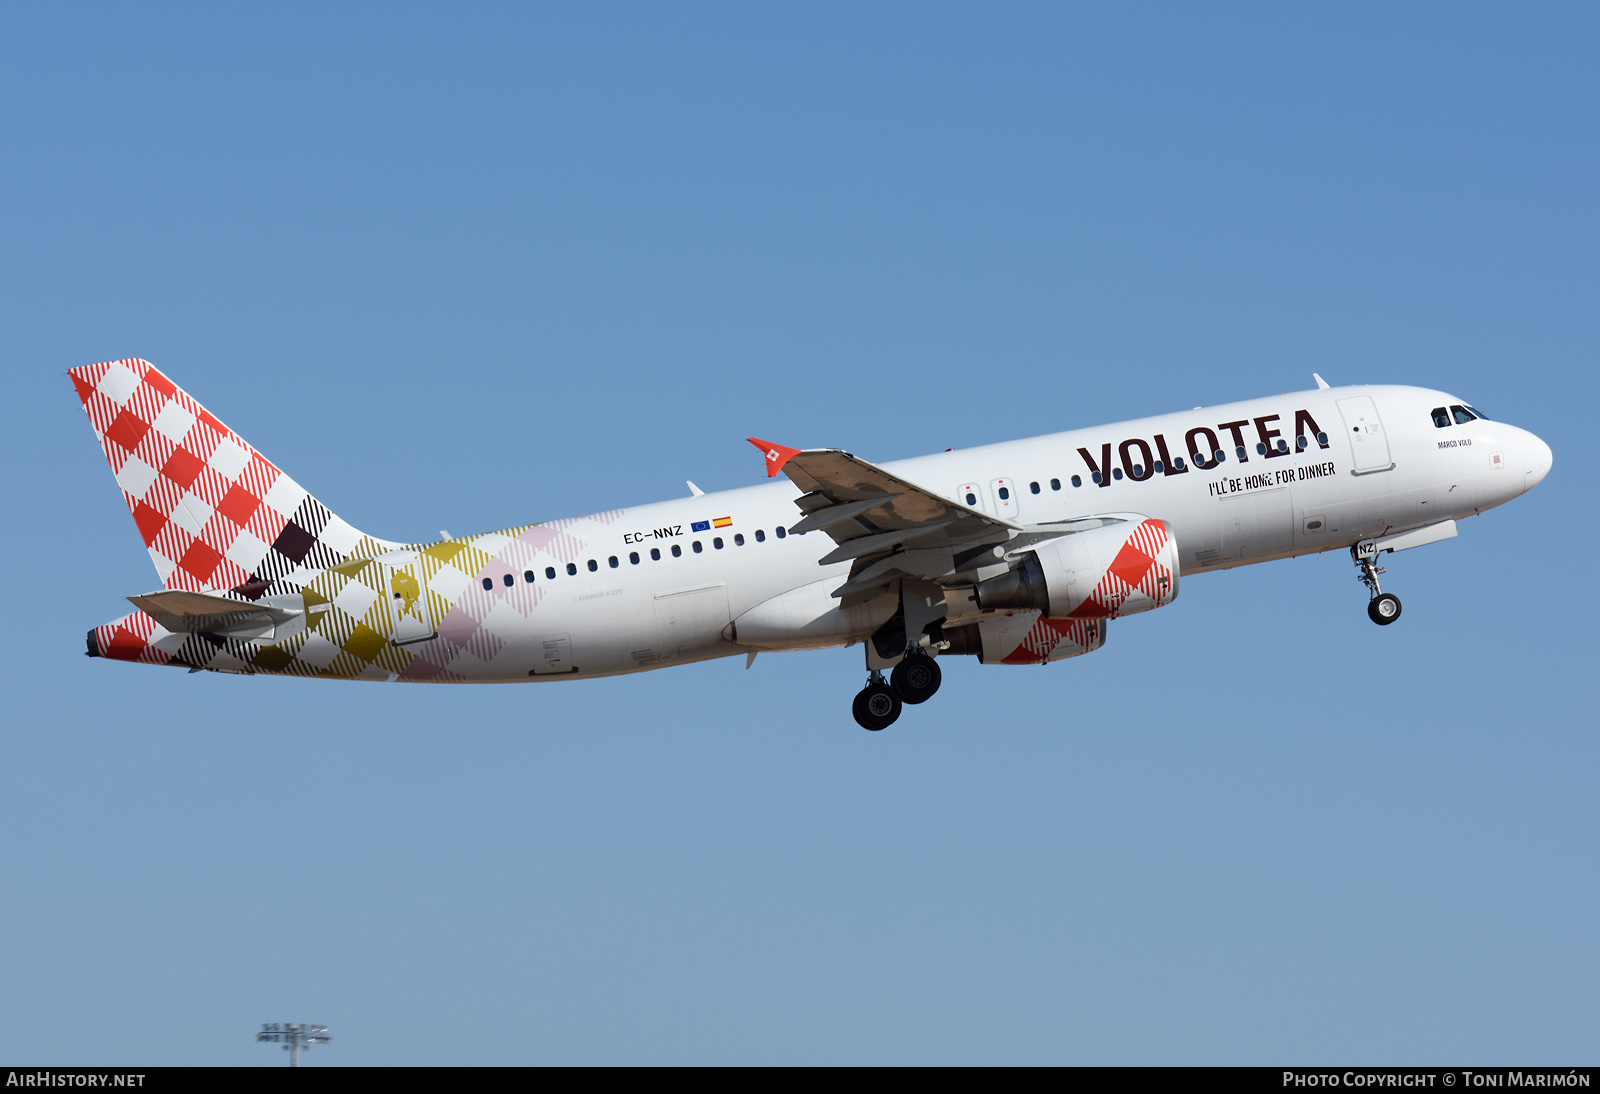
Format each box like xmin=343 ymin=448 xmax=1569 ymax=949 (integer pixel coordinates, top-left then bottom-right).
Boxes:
xmin=1353 ymin=542 xmax=1402 ymax=626
xmin=852 ymin=671 xmax=902 ymax=731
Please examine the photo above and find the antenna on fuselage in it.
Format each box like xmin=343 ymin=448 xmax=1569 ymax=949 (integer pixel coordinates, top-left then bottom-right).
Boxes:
xmin=1313 ymin=373 xmax=1331 ymax=390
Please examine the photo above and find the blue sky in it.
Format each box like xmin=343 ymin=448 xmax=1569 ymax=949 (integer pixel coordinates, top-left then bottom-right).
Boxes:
xmin=2 ymin=3 xmax=1595 ymax=1064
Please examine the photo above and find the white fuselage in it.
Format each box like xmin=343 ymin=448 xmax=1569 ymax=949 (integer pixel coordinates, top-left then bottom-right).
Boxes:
xmin=410 ymin=384 xmax=1550 ymax=681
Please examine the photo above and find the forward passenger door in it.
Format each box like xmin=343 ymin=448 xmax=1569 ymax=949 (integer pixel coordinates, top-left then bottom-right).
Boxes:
xmin=1338 ymin=396 xmax=1394 ymax=474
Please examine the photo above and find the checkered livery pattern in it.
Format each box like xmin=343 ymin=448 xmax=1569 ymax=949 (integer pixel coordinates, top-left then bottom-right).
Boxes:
xmin=87 ymin=513 xmax=632 ymax=680
xmin=76 ymin=363 xmax=640 ymax=681
xmin=998 ymin=616 xmax=1106 ymax=665
xmin=70 ymin=359 xmax=394 ymax=596
xmin=1065 ymin=518 xmax=1177 ymax=619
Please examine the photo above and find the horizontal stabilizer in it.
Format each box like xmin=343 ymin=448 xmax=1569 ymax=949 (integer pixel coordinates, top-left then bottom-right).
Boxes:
xmin=127 ymin=588 xmax=298 ymax=636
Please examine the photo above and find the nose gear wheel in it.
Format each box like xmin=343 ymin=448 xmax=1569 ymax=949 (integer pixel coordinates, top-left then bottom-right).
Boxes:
xmin=1368 ymin=593 xmax=1402 ymax=625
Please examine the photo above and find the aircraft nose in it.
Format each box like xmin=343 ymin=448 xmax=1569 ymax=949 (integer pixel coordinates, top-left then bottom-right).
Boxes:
xmin=1524 ymin=431 xmax=1553 ymax=493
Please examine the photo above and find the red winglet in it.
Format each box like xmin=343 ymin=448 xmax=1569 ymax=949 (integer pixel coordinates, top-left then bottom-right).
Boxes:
xmin=747 ymin=437 xmax=802 ymax=478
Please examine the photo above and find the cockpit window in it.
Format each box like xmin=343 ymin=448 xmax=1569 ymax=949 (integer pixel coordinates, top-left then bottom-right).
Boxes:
xmin=1450 ymin=404 xmax=1478 ymax=425
xmin=1465 ymin=404 xmax=1488 ymax=420
xmin=1431 ymin=407 xmax=1451 ymax=428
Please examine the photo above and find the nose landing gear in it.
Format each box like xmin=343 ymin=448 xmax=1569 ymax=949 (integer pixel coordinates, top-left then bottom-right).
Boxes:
xmin=1353 ymin=541 xmax=1403 ymax=625
xmin=1368 ymin=593 xmax=1402 ymax=624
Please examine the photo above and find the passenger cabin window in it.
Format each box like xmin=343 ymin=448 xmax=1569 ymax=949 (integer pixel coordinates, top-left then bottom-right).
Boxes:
xmin=587 ymin=559 xmax=597 ymax=572
xmin=1432 ymin=407 xmax=1451 ymax=428
xmin=481 ymin=577 xmax=493 ymax=590
xmin=629 ymin=552 xmax=639 ymax=564
xmin=755 ymin=529 xmax=765 ymax=542
xmin=524 ymin=570 xmax=535 ymax=583
xmin=546 ymin=566 xmax=557 ymax=579
xmin=503 ymin=574 xmax=514 ymax=587
xmin=1112 ymin=468 xmax=1123 ymax=480
xmin=671 ymin=544 xmax=682 ymax=557
xmin=776 ymin=527 xmax=786 ymax=539
xmin=734 ymin=533 xmax=745 ymax=546
xmin=1451 ymin=405 xmax=1478 ymax=425
xmin=966 ymin=492 xmax=977 ymax=505
xmin=608 ymin=556 xmax=618 ymax=568
xmin=566 ymin=563 xmax=577 ymax=576
xmin=1030 ymin=481 xmax=1040 ymax=494
xmin=692 ymin=541 xmax=703 ymax=553
xmin=650 ymin=548 xmax=661 ymax=561
xmin=1051 ymin=478 xmax=1061 ymax=491
xmin=713 ymin=537 xmax=723 ymax=549
xmin=997 ymin=486 xmax=1010 ymax=501
xmin=1070 ymin=475 xmax=1081 ymax=488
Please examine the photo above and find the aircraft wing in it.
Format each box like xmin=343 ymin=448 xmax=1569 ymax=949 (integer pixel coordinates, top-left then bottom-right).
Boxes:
xmin=127 ymin=589 xmax=300 ymax=636
xmin=749 ymin=439 xmax=1022 ymax=600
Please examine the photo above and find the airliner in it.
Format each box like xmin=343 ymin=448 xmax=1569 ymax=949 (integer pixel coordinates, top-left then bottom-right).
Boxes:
xmin=74 ymin=358 xmax=1552 ymax=730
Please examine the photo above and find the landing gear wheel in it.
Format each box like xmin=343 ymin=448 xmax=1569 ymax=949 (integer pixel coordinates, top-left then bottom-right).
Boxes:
xmin=852 ymin=681 xmax=902 ymax=731
xmin=891 ymin=653 xmax=942 ymax=705
xmin=1368 ymin=593 xmax=1402 ymax=625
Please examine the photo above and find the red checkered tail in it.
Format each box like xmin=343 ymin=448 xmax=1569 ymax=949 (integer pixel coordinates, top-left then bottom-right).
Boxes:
xmin=69 ymin=358 xmax=392 ymax=596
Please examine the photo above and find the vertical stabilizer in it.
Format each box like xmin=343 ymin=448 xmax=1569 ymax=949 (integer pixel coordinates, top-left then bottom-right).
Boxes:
xmin=69 ymin=358 xmax=395 ymax=595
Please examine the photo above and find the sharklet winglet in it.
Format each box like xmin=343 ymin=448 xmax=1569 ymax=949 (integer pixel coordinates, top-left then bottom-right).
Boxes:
xmin=747 ymin=437 xmax=802 ymax=478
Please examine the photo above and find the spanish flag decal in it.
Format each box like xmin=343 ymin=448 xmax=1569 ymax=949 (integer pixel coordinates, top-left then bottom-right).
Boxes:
xmin=713 ymin=517 xmax=733 ymax=528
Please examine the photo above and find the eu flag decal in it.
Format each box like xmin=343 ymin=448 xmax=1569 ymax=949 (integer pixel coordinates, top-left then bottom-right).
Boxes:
xmin=690 ymin=520 xmax=711 ymax=533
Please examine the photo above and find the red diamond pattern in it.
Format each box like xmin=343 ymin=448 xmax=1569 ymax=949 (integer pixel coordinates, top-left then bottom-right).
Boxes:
xmin=69 ymin=358 xmax=298 ymax=592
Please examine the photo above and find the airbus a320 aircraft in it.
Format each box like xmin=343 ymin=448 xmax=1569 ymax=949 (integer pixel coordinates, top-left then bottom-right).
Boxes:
xmin=74 ymin=359 xmax=1551 ymax=730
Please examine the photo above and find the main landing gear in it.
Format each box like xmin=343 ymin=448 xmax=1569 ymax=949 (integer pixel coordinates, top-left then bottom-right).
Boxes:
xmin=1352 ymin=541 xmax=1402 ymax=626
xmin=852 ymin=672 xmax=901 ymax=731
xmin=852 ymin=652 xmax=943 ymax=731
xmin=892 ymin=652 xmax=942 ymax=705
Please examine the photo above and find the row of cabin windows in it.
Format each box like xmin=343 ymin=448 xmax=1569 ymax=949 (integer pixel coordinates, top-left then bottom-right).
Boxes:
xmin=479 ymin=525 xmax=788 ymax=589
xmin=971 ymin=477 xmax=1083 ymax=506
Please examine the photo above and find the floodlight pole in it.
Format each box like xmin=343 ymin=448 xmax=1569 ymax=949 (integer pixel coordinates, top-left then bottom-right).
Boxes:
xmin=257 ymin=1023 xmax=331 ymax=1066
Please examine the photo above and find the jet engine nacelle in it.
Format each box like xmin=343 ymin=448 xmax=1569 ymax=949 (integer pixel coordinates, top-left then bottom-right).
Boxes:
xmin=974 ymin=517 xmax=1179 ymax=619
xmin=944 ymin=611 xmax=1108 ymax=665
